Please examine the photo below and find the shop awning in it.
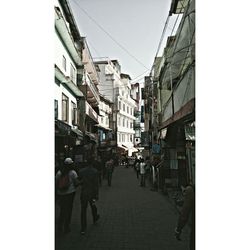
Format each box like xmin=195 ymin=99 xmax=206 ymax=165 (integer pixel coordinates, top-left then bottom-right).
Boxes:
xmin=85 ymin=131 xmax=98 ymax=143
xmin=55 ymin=119 xmax=71 ymax=135
xmin=94 ymin=124 xmax=112 ymax=131
xmin=118 ymin=145 xmax=128 ymax=151
xmin=71 ymin=128 xmax=83 ymax=140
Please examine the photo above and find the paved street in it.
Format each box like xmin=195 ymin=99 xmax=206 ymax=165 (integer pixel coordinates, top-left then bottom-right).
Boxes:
xmin=55 ymin=166 xmax=189 ymax=250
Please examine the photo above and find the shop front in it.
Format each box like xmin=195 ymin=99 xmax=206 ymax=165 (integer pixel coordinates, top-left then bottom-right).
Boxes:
xmin=55 ymin=119 xmax=74 ymax=171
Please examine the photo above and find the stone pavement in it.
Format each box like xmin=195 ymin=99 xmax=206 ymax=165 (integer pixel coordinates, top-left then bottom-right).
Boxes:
xmin=55 ymin=166 xmax=190 ymax=250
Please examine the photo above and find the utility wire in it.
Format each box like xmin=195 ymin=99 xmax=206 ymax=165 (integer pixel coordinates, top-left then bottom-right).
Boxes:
xmin=87 ymin=40 xmax=102 ymax=58
xmin=130 ymin=69 xmax=150 ymax=83
xmin=149 ymin=7 xmax=183 ymax=76
xmin=71 ymin=0 xmax=150 ymax=70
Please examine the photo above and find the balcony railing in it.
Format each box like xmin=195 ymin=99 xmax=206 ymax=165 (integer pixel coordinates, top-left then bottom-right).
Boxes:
xmin=134 ymin=121 xmax=141 ymax=128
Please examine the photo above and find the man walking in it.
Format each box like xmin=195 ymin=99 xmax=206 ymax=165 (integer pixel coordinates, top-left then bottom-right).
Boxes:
xmin=175 ymin=183 xmax=195 ymax=250
xmin=93 ymin=156 xmax=103 ymax=186
xmin=105 ymin=158 xmax=114 ymax=186
xmin=140 ymin=158 xmax=146 ymax=187
xmin=78 ymin=157 xmax=100 ymax=235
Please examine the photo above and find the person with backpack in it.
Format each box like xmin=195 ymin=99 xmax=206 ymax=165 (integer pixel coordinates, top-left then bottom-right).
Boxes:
xmin=55 ymin=157 xmax=78 ymax=234
xmin=78 ymin=157 xmax=100 ymax=235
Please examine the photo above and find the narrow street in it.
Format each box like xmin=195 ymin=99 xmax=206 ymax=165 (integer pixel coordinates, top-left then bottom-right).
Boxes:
xmin=55 ymin=166 xmax=189 ymax=250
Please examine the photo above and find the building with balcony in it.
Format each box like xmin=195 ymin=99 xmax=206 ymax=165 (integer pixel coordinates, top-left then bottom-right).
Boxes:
xmin=94 ymin=59 xmax=137 ymax=156
xmin=148 ymin=0 xmax=195 ymax=188
xmin=96 ymin=94 xmax=114 ymax=160
xmin=54 ymin=0 xmax=85 ymax=167
xmin=131 ymin=82 xmax=144 ymax=155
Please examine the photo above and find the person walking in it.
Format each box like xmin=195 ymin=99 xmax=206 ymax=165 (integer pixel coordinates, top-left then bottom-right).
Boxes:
xmin=78 ymin=158 xmax=100 ymax=235
xmin=55 ymin=157 xmax=78 ymax=234
xmin=105 ymin=158 xmax=114 ymax=186
xmin=139 ymin=158 xmax=146 ymax=187
xmin=175 ymin=183 xmax=195 ymax=250
xmin=145 ymin=156 xmax=151 ymax=185
xmin=93 ymin=156 xmax=103 ymax=186
xmin=134 ymin=157 xmax=140 ymax=179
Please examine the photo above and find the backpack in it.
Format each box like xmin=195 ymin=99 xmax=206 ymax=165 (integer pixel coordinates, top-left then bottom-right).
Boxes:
xmin=57 ymin=173 xmax=70 ymax=191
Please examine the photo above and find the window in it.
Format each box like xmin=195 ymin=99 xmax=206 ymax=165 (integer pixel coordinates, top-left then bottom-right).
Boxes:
xmin=130 ymin=122 xmax=133 ymax=129
xmin=106 ymin=117 xmax=108 ymax=125
xmin=131 ymin=108 xmax=133 ymax=115
xmin=118 ymin=117 xmax=121 ymax=126
xmin=122 ymin=134 xmax=125 ymax=142
xmin=127 ymin=106 xmax=129 ymax=113
xmin=62 ymin=56 xmax=66 ymax=71
xmin=118 ymin=134 xmax=121 ymax=142
xmin=71 ymin=101 xmax=77 ymax=125
xmin=118 ymin=101 xmax=121 ymax=109
xmin=130 ymin=135 xmax=133 ymax=142
xmin=70 ymin=63 xmax=76 ymax=83
xmin=62 ymin=94 xmax=69 ymax=122
xmin=123 ymin=104 xmax=125 ymax=111
xmin=54 ymin=100 xmax=58 ymax=119
xmin=123 ymin=118 xmax=125 ymax=127
xmin=127 ymin=120 xmax=129 ymax=128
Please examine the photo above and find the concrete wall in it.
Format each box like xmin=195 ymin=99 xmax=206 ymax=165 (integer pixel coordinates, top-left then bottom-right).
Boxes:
xmin=162 ymin=66 xmax=195 ymax=122
xmin=54 ymin=82 xmax=77 ymax=127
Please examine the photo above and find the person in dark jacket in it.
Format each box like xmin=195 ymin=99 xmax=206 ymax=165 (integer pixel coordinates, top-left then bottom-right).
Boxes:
xmin=105 ymin=158 xmax=114 ymax=186
xmin=78 ymin=158 xmax=100 ymax=235
xmin=175 ymin=184 xmax=195 ymax=250
xmin=93 ymin=156 xmax=103 ymax=186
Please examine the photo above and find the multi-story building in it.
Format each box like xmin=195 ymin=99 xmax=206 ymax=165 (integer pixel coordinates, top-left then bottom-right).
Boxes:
xmin=94 ymin=59 xmax=137 ymax=156
xmin=145 ymin=0 xmax=195 ymax=188
xmin=131 ymin=82 xmax=145 ymax=156
xmin=96 ymin=94 xmax=114 ymax=160
xmin=54 ymin=0 xmax=85 ymax=168
xmin=75 ymin=38 xmax=101 ymax=160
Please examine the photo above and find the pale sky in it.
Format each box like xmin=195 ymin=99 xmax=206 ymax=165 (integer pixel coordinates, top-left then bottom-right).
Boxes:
xmin=69 ymin=0 xmax=175 ymax=82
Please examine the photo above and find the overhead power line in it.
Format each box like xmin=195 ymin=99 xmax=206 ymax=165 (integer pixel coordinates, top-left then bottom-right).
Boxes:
xmin=71 ymin=0 xmax=150 ymax=71
xmin=130 ymin=69 xmax=150 ymax=83
xmin=149 ymin=6 xmax=183 ymax=75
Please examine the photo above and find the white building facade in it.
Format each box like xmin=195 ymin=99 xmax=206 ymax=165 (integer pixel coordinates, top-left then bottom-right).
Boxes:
xmin=94 ymin=59 xmax=137 ymax=156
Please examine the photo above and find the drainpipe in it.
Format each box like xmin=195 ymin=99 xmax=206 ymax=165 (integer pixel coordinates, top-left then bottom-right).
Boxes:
xmin=170 ymin=65 xmax=175 ymax=116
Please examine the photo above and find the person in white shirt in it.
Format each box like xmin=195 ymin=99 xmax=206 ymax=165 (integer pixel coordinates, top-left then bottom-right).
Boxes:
xmin=139 ymin=158 xmax=146 ymax=187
